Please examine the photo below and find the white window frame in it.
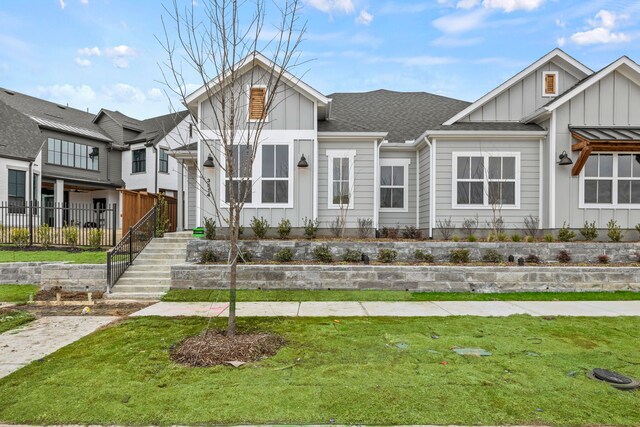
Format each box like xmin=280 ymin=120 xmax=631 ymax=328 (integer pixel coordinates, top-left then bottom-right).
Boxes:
xmin=379 ymin=158 xmax=410 ymax=212
xmin=579 ymin=152 xmax=640 ymax=209
xmin=452 ymin=151 xmax=521 ymax=210
xmin=247 ymin=84 xmax=269 ymax=123
xmin=542 ymin=71 xmax=559 ymax=97
xmin=327 ymin=149 xmax=356 ymax=210
xmin=219 ymin=141 xmax=293 ymax=209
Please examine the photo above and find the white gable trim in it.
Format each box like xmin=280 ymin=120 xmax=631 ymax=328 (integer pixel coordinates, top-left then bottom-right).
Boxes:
xmin=443 ymin=49 xmax=593 ymax=126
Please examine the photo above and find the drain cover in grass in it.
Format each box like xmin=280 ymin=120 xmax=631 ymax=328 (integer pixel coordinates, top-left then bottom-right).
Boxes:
xmin=589 ymin=369 xmax=640 ymax=390
xmin=453 ymin=347 xmax=492 ymax=357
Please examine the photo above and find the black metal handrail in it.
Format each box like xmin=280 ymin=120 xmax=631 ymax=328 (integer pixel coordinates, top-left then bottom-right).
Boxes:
xmin=106 ymin=205 xmax=157 ymax=293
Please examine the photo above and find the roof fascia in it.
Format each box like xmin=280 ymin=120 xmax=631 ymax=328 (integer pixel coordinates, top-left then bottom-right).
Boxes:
xmin=423 ymin=130 xmax=548 ymax=139
xmin=318 ymin=131 xmax=388 ymax=140
xmin=443 ymin=49 xmax=593 ymax=126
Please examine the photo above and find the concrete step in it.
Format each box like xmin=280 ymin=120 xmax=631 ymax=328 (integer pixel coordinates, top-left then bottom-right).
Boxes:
xmin=111 ymin=284 xmax=171 ymax=293
xmin=107 ymin=292 xmax=164 ymax=300
xmin=145 ymin=242 xmax=189 ymax=248
xmin=127 ymin=264 xmax=172 ymax=271
xmin=132 ymin=259 xmax=185 ymax=266
xmin=116 ymin=278 xmax=171 ymax=287
xmin=120 ymin=270 xmax=171 ymax=279
xmin=141 ymin=248 xmax=188 ymax=255
xmin=136 ymin=254 xmax=186 ymax=260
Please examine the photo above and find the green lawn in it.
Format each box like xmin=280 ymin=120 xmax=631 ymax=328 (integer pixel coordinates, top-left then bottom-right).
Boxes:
xmin=0 ymin=311 xmax=34 ymax=334
xmin=0 ymin=250 xmax=106 ymax=264
xmin=0 ymin=316 xmax=638 ymax=426
xmin=163 ymin=288 xmax=640 ymax=302
xmin=0 ymin=285 xmax=38 ymax=303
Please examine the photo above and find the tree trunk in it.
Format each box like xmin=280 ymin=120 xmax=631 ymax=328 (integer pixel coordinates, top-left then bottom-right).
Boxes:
xmin=227 ymin=210 xmax=238 ymax=336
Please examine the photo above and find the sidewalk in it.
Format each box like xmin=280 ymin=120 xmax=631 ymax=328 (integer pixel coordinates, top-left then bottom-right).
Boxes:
xmin=130 ymin=300 xmax=640 ymax=317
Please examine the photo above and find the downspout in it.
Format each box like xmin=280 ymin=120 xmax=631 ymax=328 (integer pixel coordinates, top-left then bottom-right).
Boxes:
xmin=415 ymin=149 xmax=419 ymax=228
xmin=313 ymin=138 xmax=318 ymax=221
xmin=373 ymin=140 xmax=382 ymax=230
xmin=549 ymin=111 xmax=557 ymax=229
xmin=422 ymin=136 xmax=435 ymax=239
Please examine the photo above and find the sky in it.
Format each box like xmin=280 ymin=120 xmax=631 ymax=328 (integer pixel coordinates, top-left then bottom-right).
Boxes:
xmin=1 ymin=0 xmax=639 ymax=119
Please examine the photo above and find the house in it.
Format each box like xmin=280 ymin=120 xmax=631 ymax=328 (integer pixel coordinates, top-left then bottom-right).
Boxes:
xmin=170 ymin=49 xmax=640 ymax=237
xmin=0 ymin=87 xmax=188 ymax=231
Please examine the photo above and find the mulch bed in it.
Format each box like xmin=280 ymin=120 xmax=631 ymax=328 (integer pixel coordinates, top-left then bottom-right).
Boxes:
xmin=171 ymin=329 xmax=286 ymax=367
xmin=35 ymin=288 xmax=104 ymax=301
xmin=19 ymin=302 xmax=151 ymax=317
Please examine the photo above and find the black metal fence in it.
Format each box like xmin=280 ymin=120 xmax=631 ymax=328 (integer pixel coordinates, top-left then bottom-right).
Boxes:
xmin=0 ymin=201 xmax=117 ymax=247
xmin=107 ymin=205 xmax=157 ymax=292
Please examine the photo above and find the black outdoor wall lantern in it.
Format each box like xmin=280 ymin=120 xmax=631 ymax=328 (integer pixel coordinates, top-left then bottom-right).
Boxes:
xmin=558 ymin=150 xmax=573 ymax=165
xmin=297 ymin=154 xmax=309 ymax=168
xmin=203 ymin=155 xmax=215 ymax=168
xmin=89 ymin=147 xmax=99 ymax=159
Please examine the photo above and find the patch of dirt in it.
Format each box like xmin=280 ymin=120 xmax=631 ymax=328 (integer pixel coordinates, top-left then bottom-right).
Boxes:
xmin=171 ymin=329 xmax=286 ymax=367
xmin=36 ymin=288 xmax=104 ymax=301
xmin=20 ymin=302 xmax=151 ymax=317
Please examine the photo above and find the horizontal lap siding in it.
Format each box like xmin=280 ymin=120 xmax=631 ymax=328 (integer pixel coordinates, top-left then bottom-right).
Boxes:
xmin=318 ymin=140 xmax=374 ymax=228
xmin=378 ymin=150 xmax=417 ymax=228
xmin=435 ymin=139 xmax=540 ymax=229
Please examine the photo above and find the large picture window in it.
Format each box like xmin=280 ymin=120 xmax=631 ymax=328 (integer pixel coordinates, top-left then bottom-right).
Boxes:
xmin=327 ymin=150 xmax=355 ymax=209
xmin=159 ymin=149 xmax=169 ymax=173
xmin=261 ymin=144 xmax=289 ymax=204
xmin=47 ymin=138 xmax=98 ymax=171
xmin=225 ymin=144 xmax=252 ymax=203
xmin=453 ymin=152 xmax=519 ymax=208
xmin=8 ymin=169 xmax=26 ymax=214
xmin=132 ymin=149 xmax=146 ymax=173
xmin=582 ymin=153 xmax=640 ymax=206
xmin=380 ymin=159 xmax=410 ymax=210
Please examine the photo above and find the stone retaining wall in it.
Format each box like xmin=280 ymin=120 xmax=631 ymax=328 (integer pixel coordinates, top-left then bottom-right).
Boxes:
xmin=171 ymin=264 xmax=640 ymax=293
xmin=0 ymin=262 xmax=54 ymax=285
xmin=40 ymin=264 xmax=107 ymax=292
xmin=187 ymin=240 xmax=640 ymax=264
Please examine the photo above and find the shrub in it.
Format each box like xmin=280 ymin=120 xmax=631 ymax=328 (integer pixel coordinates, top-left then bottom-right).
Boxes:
xmin=342 ymin=249 xmax=363 ymax=263
xmin=238 ymin=250 xmax=253 ymax=263
xmin=313 ymin=245 xmax=333 ymax=263
xmin=636 ymin=223 xmax=640 ymax=236
xmin=523 ymin=215 xmax=541 ymax=239
xmin=511 ymin=234 xmax=521 ymax=242
xmin=452 ymin=235 xmax=460 ymax=242
xmin=414 ymin=249 xmax=434 ymax=263
xmin=37 ymin=224 xmax=51 ymax=248
xmin=277 ymin=218 xmax=292 ymax=239
xmin=556 ymin=250 xmax=571 ymax=263
xmin=380 ymin=226 xmax=399 ymax=239
xmin=10 ymin=228 xmax=29 ymax=248
xmin=525 ymin=235 xmax=535 ymax=243
xmin=62 ymin=224 xmax=79 ymax=248
xmin=88 ymin=228 xmax=103 ymax=249
xmin=525 ymin=254 xmax=541 ymax=264
xmin=250 ymin=216 xmax=269 ymax=239
xmin=461 ymin=215 xmax=479 ymax=238
xmin=377 ymin=249 xmax=397 ymax=263
xmin=482 ymin=249 xmax=504 ymax=263
xmin=449 ymin=249 xmax=470 ymax=264
xmin=497 ymin=232 xmax=508 ymax=242
xmin=155 ymin=193 xmax=170 ymax=238
xmin=607 ymin=219 xmax=623 ymax=242
xmin=436 ymin=217 xmax=454 ymax=240
xmin=402 ymin=226 xmax=422 ymax=240
xmin=597 ymin=254 xmax=610 ymax=264
xmin=467 ymin=234 xmax=477 ymax=242
xmin=357 ymin=218 xmax=374 ymax=239
xmin=544 ymin=233 xmax=554 ymax=242
xmin=580 ymin=221 xmax=598 ymax=241
xmin=557 ymin=222 xmax=576 ymax=242
xmin=201 ymin=249 xmax=219 ymax=264
xmin=203 ymin=217 xmax=217 ymax=240
xmin=329 ymin=216 xmax=346 ymax=238
xmin=274 ymin=248 xmax=293 ymax=263
xmin=303 ymin=217 xmax=320 ymax=239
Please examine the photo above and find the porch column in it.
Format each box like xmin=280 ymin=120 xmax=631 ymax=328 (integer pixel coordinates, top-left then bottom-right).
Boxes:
xmin=177 ymin=161 xmax=184 ymax=231
xmin=54 ymin=179 xmax=64 ymax=227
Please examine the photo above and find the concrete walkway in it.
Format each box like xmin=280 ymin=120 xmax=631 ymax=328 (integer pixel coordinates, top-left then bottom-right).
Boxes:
xmin=0 ymin=316 xmax=118 ymax=379
xmin=131 ymin=300 xmax=640 ymax=317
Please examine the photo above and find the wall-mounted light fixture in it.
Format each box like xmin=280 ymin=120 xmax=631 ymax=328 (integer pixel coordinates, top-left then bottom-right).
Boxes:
xmin=88 ymin=147 xmax=99 ymax=159
xmin=203 ymin=155 xmax=215 ymax=168
xmin=297 ymin=154 xmax=309 ymax=168
xmin=558 ymin=151 xmax=573 ymax=166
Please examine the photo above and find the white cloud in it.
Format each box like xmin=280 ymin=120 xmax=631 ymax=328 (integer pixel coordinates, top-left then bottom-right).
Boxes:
xmin=103 ymin=83 xmax=146 ymax=104
xmin=80 ymin=0 xmax=89 ymax=4
xmin=36 ymin=84 xmax=97 ymax=106
xmin=555 ymin=18 xmax=565 ymax=28
xmin=104 ymin=45 xmax=136 ymax=57
xmin=74 ymin=57 xmax=92 ymax=67
xmin=482 ymin=0 xmax=544 ymax=12
xmin=557 ymin=37 xmax=566 ymax=47
xmin=77 ymin=46 xmax=101 ymax=56
xmin=433 ymin=9 xmax=488 ymax=33
xmin=59 ymin=0 xmax=66 ymax=9
xmin=77 ymin=45 xmax=137 ymax=68
xmin=147 ymin=88 xmax=165 ymax=102
xmin=355 ymin=9 xmax=373 ymax=25
xmin=569 ymin=9 xmax=631 ymax=45
xmin=457 ymin=0 xmax=480 ymax=10
xmin=307 ymin=0 xmax=355 ymax=14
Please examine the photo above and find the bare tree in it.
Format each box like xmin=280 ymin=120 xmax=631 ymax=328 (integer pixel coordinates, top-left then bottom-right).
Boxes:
xmin=159 ymin=0 xmax=305 ymax=335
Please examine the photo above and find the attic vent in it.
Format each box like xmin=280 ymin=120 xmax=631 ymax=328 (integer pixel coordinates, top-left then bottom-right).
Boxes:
xmin=57 ymin=105 xmax=67 ymax=110
xmin=4 ymin=90 xmax=14 ymax=95
xmin=249 ymin=86 xmax=266 ymax=120
xmin=543 ymin=71 xmax=558 ymax=97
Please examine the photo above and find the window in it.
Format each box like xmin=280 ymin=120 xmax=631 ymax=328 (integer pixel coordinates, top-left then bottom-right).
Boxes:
xmin=47 ymin=138 xmax=98 ymax=171
xmin=582 ymin=153 xmax=640 ymax=206
xmin=8 ymin=169 xmax=26 ymax=214
xmin=453 ymin=153 xmax=519 ymax=208
xmin=380 ymin=159 xmax=410 ymax=210
xmin=225 ymin=145 xmax=252 ymax=203
xmin=33 ymin=173 xmax=39 ymax=209
xmin=132 ymin=149 xmax=146 ymax=173
xmin=159 ymin=149 xmax=169 ymax=173
xmin=327 ymin=150 xmax=356 ymax=209
xmin=543 ymin=71 xmax=558 ymax=97
xmin=248 ymin=86 xmax=266 ymax=121
xmin=261 ymin=144 xmax=289 ymax=204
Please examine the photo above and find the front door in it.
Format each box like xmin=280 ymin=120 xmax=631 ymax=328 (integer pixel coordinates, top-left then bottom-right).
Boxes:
xmin=41 ymin=190 xmax=54 ymax=227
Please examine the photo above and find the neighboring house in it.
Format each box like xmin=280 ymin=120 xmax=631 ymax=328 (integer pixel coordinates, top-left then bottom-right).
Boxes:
xmin=0 ymin=88 xmax=187 ymax=231
xmin=175 ymin=49 xmax=640 ymax=236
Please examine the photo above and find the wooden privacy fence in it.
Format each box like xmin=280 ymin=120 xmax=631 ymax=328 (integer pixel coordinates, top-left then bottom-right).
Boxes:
xmin=119 ymin=189 xmax=177 ymax=233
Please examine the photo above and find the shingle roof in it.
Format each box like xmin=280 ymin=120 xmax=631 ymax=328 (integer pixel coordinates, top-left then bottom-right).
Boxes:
xmin=431 ymin=122 xmax=545 ymax=132
xmin=0 ymin=100 xmax=44 ymax=160
xmin=175 ymin=142 xmax=197 ymax=152
xmin=318 ymin=90 xmax=470 ymax=142
xmin=97 ymin=109 xmax=145 ymax=132
xmin=134 ymin=110 xmax=190 ymax=145
xmin=0 ymin=87 xmax=113 ymax=142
